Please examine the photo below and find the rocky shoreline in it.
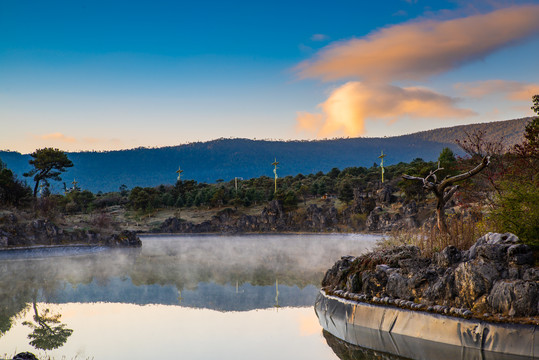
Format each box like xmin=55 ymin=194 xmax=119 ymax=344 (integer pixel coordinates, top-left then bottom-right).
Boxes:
xmin=154 ymin=194 xmax=425 ymax=234
xmin=0 ymin=213 xmax=141 ymax=248
xmin=321 ymin=232 xmax=538 ymax=324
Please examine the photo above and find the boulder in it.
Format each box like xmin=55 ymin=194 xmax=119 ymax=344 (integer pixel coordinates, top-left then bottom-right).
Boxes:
xmin=469 ymin=232 xmax=519 ymax=259
xmin=346 ymin=272 xmax=362 ymax=293
xmin=423 ymin=268 xmax=457 ymax=303
xmin=523 ymin=268 xmax=539 ymax=281
xmin=365 ymin=207 xmax=382 ymax=231
xmin=377 ymin=185 xmax=396 ymax=204
xmin=488 ymin=280 xmax=539 ymax=317
xmin=402 ymin=201 xmax=418 ymax=216
xmin=321 ymin=232 xmax=538 ymax=319
xmin=361 ymin=267 xmax=388 ymax=297
xmin=386 ymin=271 xmax=412 ymax=300
xmin=507 ymin=244 xmax=534 ymax=266
xmin=13 ymin=353 xmax=38 ymax=360
xmin=434 ymin=245 xmax=462 ymax=268
xmin=322 ymin=255 xmax=356 ymax=290
xmin=455 ymin=259 xmax=500 ymax=309
xmin=106 ymin=230 xmax=142 ymax=247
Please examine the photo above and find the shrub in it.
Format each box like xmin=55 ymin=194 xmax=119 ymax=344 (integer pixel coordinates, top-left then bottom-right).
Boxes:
xmin=489 ymin=180 xmax=539 ymax=247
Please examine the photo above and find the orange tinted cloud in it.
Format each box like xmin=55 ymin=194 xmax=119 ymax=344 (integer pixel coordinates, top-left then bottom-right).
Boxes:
xmin=32 ymin=133 xmax=125 ymax=150
xmin=455 ymin=80 xmax=539 ymax=101
xmin=296 ymin=5 xmax=539 ymax=82
xmin=36 ymin=132 xmax=77 ymax=143
xmin=296 ymin=82 xmax=475 ymax=137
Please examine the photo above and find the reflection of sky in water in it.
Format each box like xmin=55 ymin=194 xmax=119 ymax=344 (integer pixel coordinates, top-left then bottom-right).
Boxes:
xmin=2 ymin=303 xmax=338 ymax=360
xmin=0 ymin=234 xmax=379 ymax=359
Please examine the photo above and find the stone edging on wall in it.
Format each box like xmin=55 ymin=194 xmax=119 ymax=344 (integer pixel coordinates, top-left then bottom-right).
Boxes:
xmin=315 ymin=290 xmax=538 ymax=359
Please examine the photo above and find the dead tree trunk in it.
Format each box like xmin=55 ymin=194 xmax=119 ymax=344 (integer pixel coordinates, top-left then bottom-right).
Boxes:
xmin=402 ymin=156 xmax=490 ymax=233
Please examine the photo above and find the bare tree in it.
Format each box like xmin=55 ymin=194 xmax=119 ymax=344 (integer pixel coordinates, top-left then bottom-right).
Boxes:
xmin=455 ymin=130 xmax=506 ymax=196
xmin=402 ymin=156 xmax=490 ymax=233
xmin=455 ymin=129 xmax=504 ymax=159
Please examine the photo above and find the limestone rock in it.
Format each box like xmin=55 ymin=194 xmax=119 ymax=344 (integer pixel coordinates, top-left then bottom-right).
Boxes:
xmin=346 ymin=272 xmax=362 ymax=293
xmin=377 ymin=185 xmax=396 ymax=204
xmin=322 ymin=232 xmax=538 ymax=319
xmin=507 ymin=244 xmax=534 ymax=266
xmin=107 ymin=230 xmax=142 ymax=247
xmin=488 ymin=280 xmax=539 ymax=317
xmin=434 ymin=245 xmax=462 ymax=268
xmin=361 ymin=268 xmax=388 ymax=297
xmin=455 ymin=259 xmax=500 ymax=308
xmin=386 ymin=271 xmax=412 ymax=300
xmin=322 ymin=255 xmax=356 ymax=290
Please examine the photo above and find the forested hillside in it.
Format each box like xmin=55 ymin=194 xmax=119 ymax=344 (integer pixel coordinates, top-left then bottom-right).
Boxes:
xmin=410 ymin=117 xmax=529 ymax=147
xmin=1 ymin=118 xmax=530 ymax=193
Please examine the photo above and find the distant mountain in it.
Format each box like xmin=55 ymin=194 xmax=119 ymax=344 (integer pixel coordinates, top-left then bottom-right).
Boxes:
xmin=50 ymin=278 xmax=318 ymax=311
xmin=1 ymin=117 xmax=531 ymax=193
xmin=409 ymin=117 xmax=529 ymax=148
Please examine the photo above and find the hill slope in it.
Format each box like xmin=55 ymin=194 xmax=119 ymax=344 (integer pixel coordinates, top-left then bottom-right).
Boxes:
xmin=1 ymin=117 xmax=531 ymax=193
xmin=410 ymin=117 xmax=529 ymax=148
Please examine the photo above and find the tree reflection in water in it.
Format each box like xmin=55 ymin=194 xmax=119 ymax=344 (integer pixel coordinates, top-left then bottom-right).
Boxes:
xmin=22 ymin=302 xmax=73 ymax=350
xmin=0 ymin=235 xmax=378 ymax=353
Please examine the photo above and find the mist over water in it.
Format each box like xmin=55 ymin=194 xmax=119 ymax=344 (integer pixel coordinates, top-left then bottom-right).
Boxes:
xmin=0 ymin=234 xmax=380 ymax=359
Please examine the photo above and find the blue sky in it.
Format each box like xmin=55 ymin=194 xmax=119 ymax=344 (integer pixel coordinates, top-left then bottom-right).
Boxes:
xmin=1 ymin=0 xmax=539 ymax=153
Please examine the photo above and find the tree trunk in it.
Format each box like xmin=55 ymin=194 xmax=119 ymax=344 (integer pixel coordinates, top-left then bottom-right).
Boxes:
xmin=435 ymin=193 xmax=449 ymax=233
xmin=33 ymin=179 xmax=40 ymax=198
xmin=402 ymin=156 xmax=490 ymax=234
xmin=436 ymin=207 xmax=448 ymax=233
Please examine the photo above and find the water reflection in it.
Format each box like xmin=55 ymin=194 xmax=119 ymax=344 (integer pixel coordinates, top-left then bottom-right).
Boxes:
xmin=0 ymin=234 xmax=378 ymax=358
xmin=322 ymin=328 xmax=535 ymax=360
xmin=323 ymin=330 xmax=409 ymax=360
xmin=23 ymin=302 xmax=73 ymax=350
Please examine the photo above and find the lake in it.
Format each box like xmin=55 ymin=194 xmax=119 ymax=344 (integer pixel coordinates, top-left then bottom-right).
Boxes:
xmin=0 ymin=234 xmax=381 ymax=359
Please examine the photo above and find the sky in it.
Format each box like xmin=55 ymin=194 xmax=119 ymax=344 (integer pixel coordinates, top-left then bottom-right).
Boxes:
xmin=1 ymin=0 xmax=539 ymax=153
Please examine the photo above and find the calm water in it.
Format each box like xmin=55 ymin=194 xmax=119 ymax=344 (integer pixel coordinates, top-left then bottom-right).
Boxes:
xmin=0 ymin=234 xmax=381 ymax=359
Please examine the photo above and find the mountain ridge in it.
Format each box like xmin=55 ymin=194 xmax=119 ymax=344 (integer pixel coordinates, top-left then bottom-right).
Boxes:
xmin=1 ymin=117 xmax=531 ymax=193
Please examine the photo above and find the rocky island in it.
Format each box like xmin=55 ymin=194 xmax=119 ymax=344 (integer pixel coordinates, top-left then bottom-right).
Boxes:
xmin=321 ymin=232 xmax=538 ymax=320
xmin=317 ymin=232 xmax=539 ymax=359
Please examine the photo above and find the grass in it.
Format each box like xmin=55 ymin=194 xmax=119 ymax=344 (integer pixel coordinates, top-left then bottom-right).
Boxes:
xmin=382 ymin=216 xmax=484 ymax=257
xmin=2 ymin=353 xmax=94 ymax=360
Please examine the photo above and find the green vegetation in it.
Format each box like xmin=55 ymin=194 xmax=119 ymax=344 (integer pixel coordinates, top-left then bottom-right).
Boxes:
xmin=488 ymin=96 xmax=539 ymax=247
xmin=0 ymin=100 xmax=537 ymax=250
xmin=1 ymin=118 xmax=530 ymax=193
xmin=23 ymin=148 xmax=74 ymax=197
xmin=2 ymin=150 xmax=433 ymax=218
xmin=0 ymin=158 xmax=31 ymax=206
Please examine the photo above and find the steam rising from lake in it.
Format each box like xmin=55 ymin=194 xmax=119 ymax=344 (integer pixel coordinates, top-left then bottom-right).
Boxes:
xmin=1 ymin=234 xmax=379 ymax=309
xmin=0 ymin=234 xmax=380 ymax=359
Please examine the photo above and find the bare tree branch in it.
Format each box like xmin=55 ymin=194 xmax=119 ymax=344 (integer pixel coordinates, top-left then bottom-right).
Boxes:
xmin=439 ymin=156 xmax=490 ymax=189
xmin=443 ymin=185 xmax=459 ymax=203
xmin=402 ymin=156 xmax=490 ymax=233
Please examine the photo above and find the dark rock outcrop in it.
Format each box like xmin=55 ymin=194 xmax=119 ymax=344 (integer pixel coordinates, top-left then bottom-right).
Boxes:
xmin=365 ymin=201 xmax=420 ymax=232
xmin=13 ymin=353 xmax=38 ymax=360
xmin=0 ymin=213 xmax=141 ymax=248
xmin=488 ymin=280 xmax=539 ymax=317
xmin=106 ymin=230 xmax=142 ymax=247
xmin=155 ymin=201 xmax=342 ymax=233
xmin=322 ymin=232 xmax=538 ymax=319
xmin=377 ymin=185 xmax=397 ymax=205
